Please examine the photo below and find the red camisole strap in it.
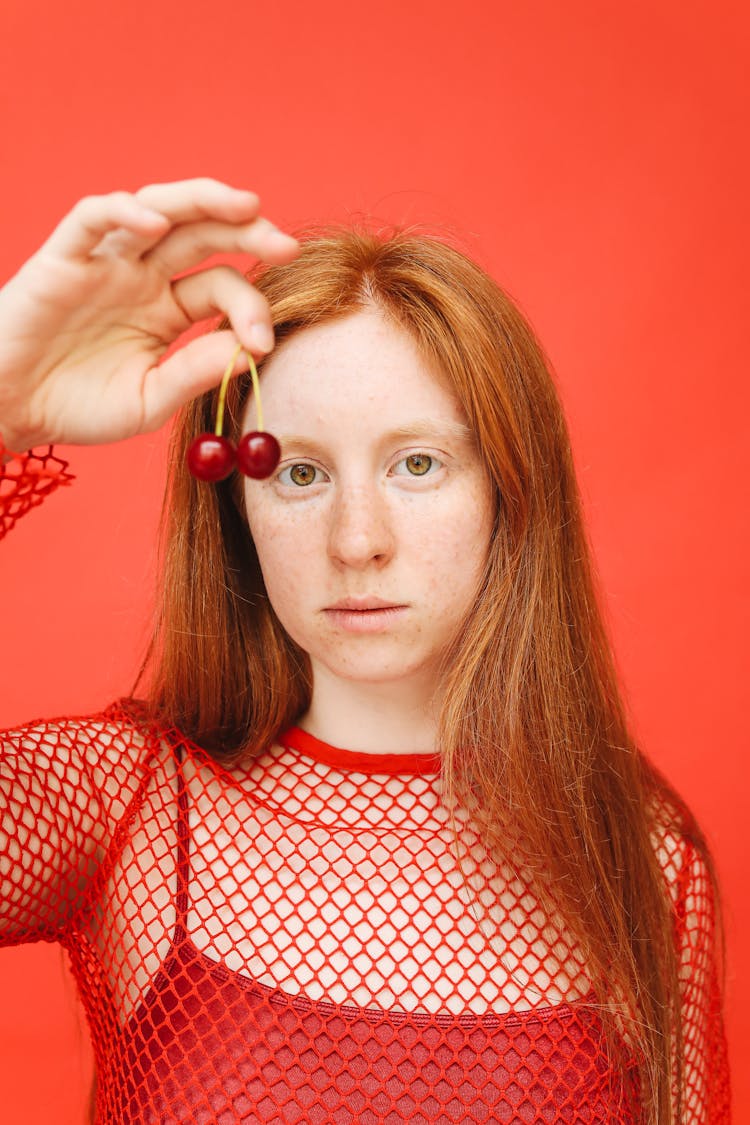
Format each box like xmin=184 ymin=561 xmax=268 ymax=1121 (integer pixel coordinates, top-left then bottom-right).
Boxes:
xmin=173 ymin=745 xmax=190 ymax=938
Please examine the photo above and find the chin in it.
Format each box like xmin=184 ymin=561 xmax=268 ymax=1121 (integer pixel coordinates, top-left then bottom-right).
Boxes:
xmin=317 ymin=650 xmax=436 ymax=685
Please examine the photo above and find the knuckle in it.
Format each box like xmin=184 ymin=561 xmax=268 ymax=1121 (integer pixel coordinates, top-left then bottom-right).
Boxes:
xmin=73 ymin=190 xmax=133 ymax=220
xmin=70 ymin=194 xmax=104 ymax=217
xmin=135 ymin=183 xmax=168 ymax=202
xmin=193 ymin=177 xmax=224 ymax=192
xmin=106 ymin=190 xmax=135 ymax=206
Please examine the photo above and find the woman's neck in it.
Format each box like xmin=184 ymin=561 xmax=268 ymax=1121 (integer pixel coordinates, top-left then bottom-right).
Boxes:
xmin=298 ymin=663 xmax=440 ymax=754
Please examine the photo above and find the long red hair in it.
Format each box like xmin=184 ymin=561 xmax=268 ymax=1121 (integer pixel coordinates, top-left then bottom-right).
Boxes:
xmin=138 ymin=226 xmax=723 ymax=1123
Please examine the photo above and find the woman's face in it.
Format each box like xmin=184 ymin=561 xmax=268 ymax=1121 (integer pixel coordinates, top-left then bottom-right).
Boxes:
xmin=242 ymin=306 xmax=495 ymax=699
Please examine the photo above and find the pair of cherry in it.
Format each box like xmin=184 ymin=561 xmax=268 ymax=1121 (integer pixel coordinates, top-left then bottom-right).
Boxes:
xmin=187 ymin=346 xmax=280 ymax=482
xmin=187 ymin=430 xmax=280 ymax=481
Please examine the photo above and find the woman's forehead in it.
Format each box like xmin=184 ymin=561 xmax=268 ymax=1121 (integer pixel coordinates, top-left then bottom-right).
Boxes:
xmin=252 ymin=307 xmax=467 ymax=429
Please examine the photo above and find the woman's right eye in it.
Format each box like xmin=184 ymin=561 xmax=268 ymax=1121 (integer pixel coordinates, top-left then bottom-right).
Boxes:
xmin=276 ymin=462 xmax=326 ymax=487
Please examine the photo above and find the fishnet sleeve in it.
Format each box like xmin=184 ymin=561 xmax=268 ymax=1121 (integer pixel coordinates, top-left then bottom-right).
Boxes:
xmin=0 ymin=718 xmax=107 ymax=943
xmin=1 ymin=446 xmax=95 ymax=941
xmin=0 ymin=707 xmax=160 ymax=949
xmin=671 ymin=833 xmax=732 ymax=1122
xmin=0 ymin=446 xmax=73 ymax=540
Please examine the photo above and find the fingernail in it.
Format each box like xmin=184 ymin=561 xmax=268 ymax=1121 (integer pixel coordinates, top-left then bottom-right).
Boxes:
xmin=249 ymin=323 xmax=275 ymax=353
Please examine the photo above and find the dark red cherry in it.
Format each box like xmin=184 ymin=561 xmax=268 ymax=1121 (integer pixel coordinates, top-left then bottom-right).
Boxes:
xmin=237 ymin=431 xmax=281 ymax=479
xmin=187 ymin=434 xmax=236 ymax=481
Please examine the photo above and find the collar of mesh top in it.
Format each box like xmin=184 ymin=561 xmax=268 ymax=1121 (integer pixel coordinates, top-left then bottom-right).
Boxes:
xmin=278 ymin=725 xmax=442 ymax=775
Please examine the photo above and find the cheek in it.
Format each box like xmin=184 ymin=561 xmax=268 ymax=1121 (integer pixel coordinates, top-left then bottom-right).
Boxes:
xmin=245 ymin=501 xmax=321 ymax=611
xmin=419 ymin=482 xmax=493 ymax=559
xmin=401 ymin=498 xmax=493 ymax=610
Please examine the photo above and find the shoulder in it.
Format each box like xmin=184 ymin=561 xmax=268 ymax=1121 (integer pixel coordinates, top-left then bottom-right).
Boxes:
xmin=2 ymin=697 xmax=179 ymax=820
xmin=646 ymin=780 xmax=721 ymax=948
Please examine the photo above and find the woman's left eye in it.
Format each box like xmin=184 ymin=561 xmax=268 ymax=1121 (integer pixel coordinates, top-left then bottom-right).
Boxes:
xmin=392 ymin=453 xmax=441 ymax=477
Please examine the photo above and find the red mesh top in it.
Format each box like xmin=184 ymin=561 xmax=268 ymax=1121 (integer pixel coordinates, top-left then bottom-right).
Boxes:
xmin=0 ymin=452 xmax=731 ymax=1123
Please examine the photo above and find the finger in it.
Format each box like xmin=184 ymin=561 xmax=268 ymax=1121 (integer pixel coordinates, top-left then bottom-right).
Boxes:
xmin=107 ymin=180 xmax=262 ymax=257
xmin=171 ymin=266 xmax=275 ymax=354
xmin=145 ymin=216 xmax=300 ymax=278
xmin=140 ymin=330 xmax=258 ymax=432
xmin=134 ymin=179 xmax=261 ymax=227
xmin=42 ymin=192 xmax=170 ymax=259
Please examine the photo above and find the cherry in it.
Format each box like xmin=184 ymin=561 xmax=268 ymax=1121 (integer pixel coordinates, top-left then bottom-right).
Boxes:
xmin=187 ymin=434 xmax=236 ymax=481
xmin=237 ymin=431 xmax=281 ymax=479
xmin=187 ymin=345 xmax=279 ymax=483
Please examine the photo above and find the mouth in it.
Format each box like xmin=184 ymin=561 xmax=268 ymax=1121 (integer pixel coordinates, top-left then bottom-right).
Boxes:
xmin=322 ymin=604 xmax=408 ymax=633
xmin=325 ymin=597 xmax=403 ymax=611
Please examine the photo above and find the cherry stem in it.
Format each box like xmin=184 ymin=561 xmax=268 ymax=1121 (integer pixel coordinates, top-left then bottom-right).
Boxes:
xmin=214 ymin=346 xmax=239 ymax=437
xmin=246 ymin=350 xmax=265 ymax=431
xmin=214 ymin=344 xmax=265 ymax=436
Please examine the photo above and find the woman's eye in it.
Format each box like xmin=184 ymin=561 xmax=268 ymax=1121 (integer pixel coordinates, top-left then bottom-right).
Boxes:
xmin=277 ymin=463 xmax=322 ymax=487
xmin=393 ymin=453 xmax=440 ymax=477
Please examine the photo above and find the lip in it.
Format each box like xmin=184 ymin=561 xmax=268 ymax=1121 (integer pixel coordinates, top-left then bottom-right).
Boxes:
xmin=323 ymin=605 xmax=408 ymax=633
xmin=325 ymin=596 xmax=403 ymax=610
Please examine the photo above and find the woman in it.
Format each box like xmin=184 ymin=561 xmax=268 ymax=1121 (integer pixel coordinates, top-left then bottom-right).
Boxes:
xmin=0 ymin=179 xmax=730 ymax=1122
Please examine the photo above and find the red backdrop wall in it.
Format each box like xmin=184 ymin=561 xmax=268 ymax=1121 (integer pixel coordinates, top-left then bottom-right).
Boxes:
xmin=1 ymin=0 xmax=747 ymax=1120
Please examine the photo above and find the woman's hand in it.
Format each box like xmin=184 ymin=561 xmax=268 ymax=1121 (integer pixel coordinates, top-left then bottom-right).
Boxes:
xmin=0 ymin=179 xmax=300 ymax=453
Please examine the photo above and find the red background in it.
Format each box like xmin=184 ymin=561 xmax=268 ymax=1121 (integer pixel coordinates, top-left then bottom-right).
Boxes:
xmin=1 ymin=0 xmax=747 ymax=1119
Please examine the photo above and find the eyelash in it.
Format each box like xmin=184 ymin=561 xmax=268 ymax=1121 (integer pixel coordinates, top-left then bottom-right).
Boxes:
xmin=275 ymin=453 xmax=444 ymax=488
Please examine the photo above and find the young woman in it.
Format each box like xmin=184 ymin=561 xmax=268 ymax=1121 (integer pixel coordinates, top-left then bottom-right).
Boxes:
xmin=0 ymin=179 xmax=730 ymax=1123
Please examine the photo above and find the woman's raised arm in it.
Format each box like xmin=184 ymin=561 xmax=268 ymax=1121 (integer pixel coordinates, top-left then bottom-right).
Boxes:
xmin=0 ymin=183 xmax=299 ymax=932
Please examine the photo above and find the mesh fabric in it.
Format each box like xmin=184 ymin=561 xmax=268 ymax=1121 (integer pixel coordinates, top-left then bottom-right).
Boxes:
xmin=0 ymin=446 xmax=73 ymax=539
xmin=0 ymin=452 xmax=731 ymax=1123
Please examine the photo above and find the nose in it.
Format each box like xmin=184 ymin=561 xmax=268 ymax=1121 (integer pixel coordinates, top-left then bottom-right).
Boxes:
xmin=326 ymin=482 xmax=395 ymax=569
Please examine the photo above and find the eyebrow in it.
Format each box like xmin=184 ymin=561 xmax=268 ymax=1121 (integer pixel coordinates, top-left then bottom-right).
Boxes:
xmin=277 ymin=418 xmax=475 ymax=453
